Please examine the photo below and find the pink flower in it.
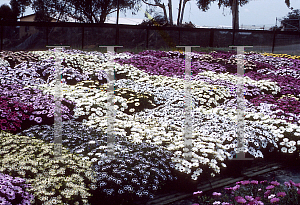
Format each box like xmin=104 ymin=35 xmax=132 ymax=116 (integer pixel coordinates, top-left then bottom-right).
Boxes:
xmin=270 ymin=197 xmax=280 ymax=203
xmin=270 ymin=181 xmax=280 ymax=186
xmin=224 ymin=187 xmax=233 ymax=191
xmin=212 ymin=192 xmax=222 ymax=198
xmin=276 ymin=192 xmax=286 ymax=197
xmin=264 ymin=190 xmax=271 ymax=197
xmin=255 ymin=197 xmax=261 ymax=201
xmin=297 ymin=189 xmax=300 ymax=195
xmin=266 ymin=185 xmax=275 ymax=190
xmin=193 ymin=191 xmax=203 ymax=197
xmin=284 ymin=182 xmax=291 ymax=187
xmin=236 ymin=181 xmax=241 ymax=185
xmin=232 ymin=185 xmax=240 ymax=191
xmin=289 ymin=180 xmax=296 ymax=186
xmin=245 ymin=195 xmax=254 ymax=201
xmin=260 ymin=180 xmax=268 ymax=184
xmin=250 ymin=180 xmax=258 ymax=185
xmin=295 ymin=183 xmax=300 ymax=188
xmin=241 ymin=180 xmax=250 ymax=185
xmin=235 ymin=196 xmax=246 ymax=204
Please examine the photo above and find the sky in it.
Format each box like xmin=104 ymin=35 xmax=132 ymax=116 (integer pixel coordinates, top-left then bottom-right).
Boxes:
xmin=0 ymin=0 xmax=299 ymax=28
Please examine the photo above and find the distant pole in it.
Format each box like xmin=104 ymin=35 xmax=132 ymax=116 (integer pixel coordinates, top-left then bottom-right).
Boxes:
xmin=115 ymin=0 xmax=120 ymax=45
xmin=0 ymin=26 xmax=3 ymax=51
xmin=232 ymin=0 xmax=239 ymax=45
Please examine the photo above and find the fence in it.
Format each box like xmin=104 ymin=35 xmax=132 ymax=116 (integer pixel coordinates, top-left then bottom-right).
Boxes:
xmin=0 ymin=21 xmax=300 ymax=54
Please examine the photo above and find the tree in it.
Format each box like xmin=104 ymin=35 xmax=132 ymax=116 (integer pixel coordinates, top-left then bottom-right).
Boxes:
xmin=280 ymin=9 xmax=300 ymax=31
xmin=212 ymin=0 xmax=291 ymax=30
xmin=142 ymin=0 xmax=216 ymax=26
xmin=9 ymin=0 xmax=32 ymax=18
xmin=31 ymin=0 xmax=142 ymax=23
xmin=32 ymin=0 xmax=53 ymax=22
xmin=0 ymin=4 xmax=16 ymax=21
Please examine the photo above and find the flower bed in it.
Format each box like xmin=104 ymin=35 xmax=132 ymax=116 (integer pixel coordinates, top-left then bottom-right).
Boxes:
xmin=0 ymin=49 xmax=300 ymax=204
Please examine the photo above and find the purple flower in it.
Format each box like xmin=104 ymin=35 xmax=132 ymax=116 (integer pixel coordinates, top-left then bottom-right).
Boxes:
xmin=270 ymin=197 xmax=280 ymax=203
xmin=0 ymin=197 xmax=7 ymax=205
xmin=277 ymin=192 xmax=286 ymax=197
xmin=212 ymin=192 xmax=222 ymax=198
xmin=266 ymin=185 xmax=275 ymax=190
xmin=232 ymin=185 xmax=240 ymax=191
xmin=240 ymin=180 xmax=250 ymax=185
xmin=29 ymin=115 xmax=34 ymax=121
xmin=34 ymin=117 xmax=42 ymax=123
xmin=245 ymin=195 xmax=254 ymax=201
xmin=250 ymin=180 xmax=259 ymax=185
xmin=235 ymin=196 xmax=246 ymax=203
xmin=193 ymin=191 xmax=203 ymax=197
xmin=264 ymin=190 xmax=271 ymax=197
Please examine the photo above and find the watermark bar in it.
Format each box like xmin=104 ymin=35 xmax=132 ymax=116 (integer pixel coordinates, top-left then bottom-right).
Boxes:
xmin=99 ymin=46 xmax=123 ymax=159
xmin=46 ymin=45 xmax=70 ymax=159
xmin=229 ymin=46 xmax=253 ymax=161
xmin=176 ymin=46 xmax=200 ymax=161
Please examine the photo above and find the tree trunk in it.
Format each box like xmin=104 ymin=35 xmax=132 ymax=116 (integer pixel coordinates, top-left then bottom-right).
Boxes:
xmin=162 ymin=4 xmax=168 ymax=23
xmin=179 ymin=0 xmax=188 ymax=26
xmin=168 ymin=0 xmax=173 ymax=25
xmin=177 ymin=0 xmax=182 ymax=26
xmin=232 ymin=0 xmax=239 ymax=30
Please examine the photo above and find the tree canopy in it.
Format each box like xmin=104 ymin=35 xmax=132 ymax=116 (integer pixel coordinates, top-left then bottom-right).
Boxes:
xmin=281 ymin=9 xmax=300 ymax=31
xmin=9 ymin=0 xmax=31 ymax=18
xmin=0 ymin=4 xmax=16 ymax=21
xmin=30 ymin=0 xmax=142 ymax=23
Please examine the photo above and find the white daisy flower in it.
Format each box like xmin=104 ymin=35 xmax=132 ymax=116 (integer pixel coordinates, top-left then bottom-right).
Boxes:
xmin=281 ymin=147 xmax=287 ymax=153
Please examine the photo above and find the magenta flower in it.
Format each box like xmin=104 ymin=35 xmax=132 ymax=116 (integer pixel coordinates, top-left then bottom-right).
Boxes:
xmin=276 ymin=192 xmax=286 ymax=197
xmin=284 ymin=182 xmax=291 ymax=187
xmin=235 ymin=196 xmax=246 ymax=204
xmin=212 ymin=192 xmax=222 ymax=198
xmin=255 ymin=196 xmax=261 ymax=201
xmin=193 ymin=191 xmax=203 ymax=197
xmin=264 ymin=190 xmax=271 ymax=197
xmin=245 ymin=195 xmax=254 ymax=201
xmin=270 ymin=181 xmax=280 ymax=186
xmin=289 ymin=180 xmax=296 ymax=186
xmin=266 ymin=185 xmax=275 ymax=190
xmin=232 ymin=185 xmax=240 ymax=191
xmin=240 ymin=180 xmax=250 ymax=185
xmin=260 ymin=180 xmax=268 ymax=184
xmin=270 ymin=197 xmax=280 ymax=203
xmin=297 ymin=189 xmax=300 ymax=195
xmin=250 ymin=180 xmax=258 ymax=185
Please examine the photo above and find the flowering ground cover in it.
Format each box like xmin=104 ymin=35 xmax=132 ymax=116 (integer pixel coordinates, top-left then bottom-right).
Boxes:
xmin=0 ymin=49 xmax=300 ymax=204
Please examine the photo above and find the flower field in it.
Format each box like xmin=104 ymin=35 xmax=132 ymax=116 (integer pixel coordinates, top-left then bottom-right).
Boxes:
xmin=0 ymin=49 xmax=300 ymax=205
